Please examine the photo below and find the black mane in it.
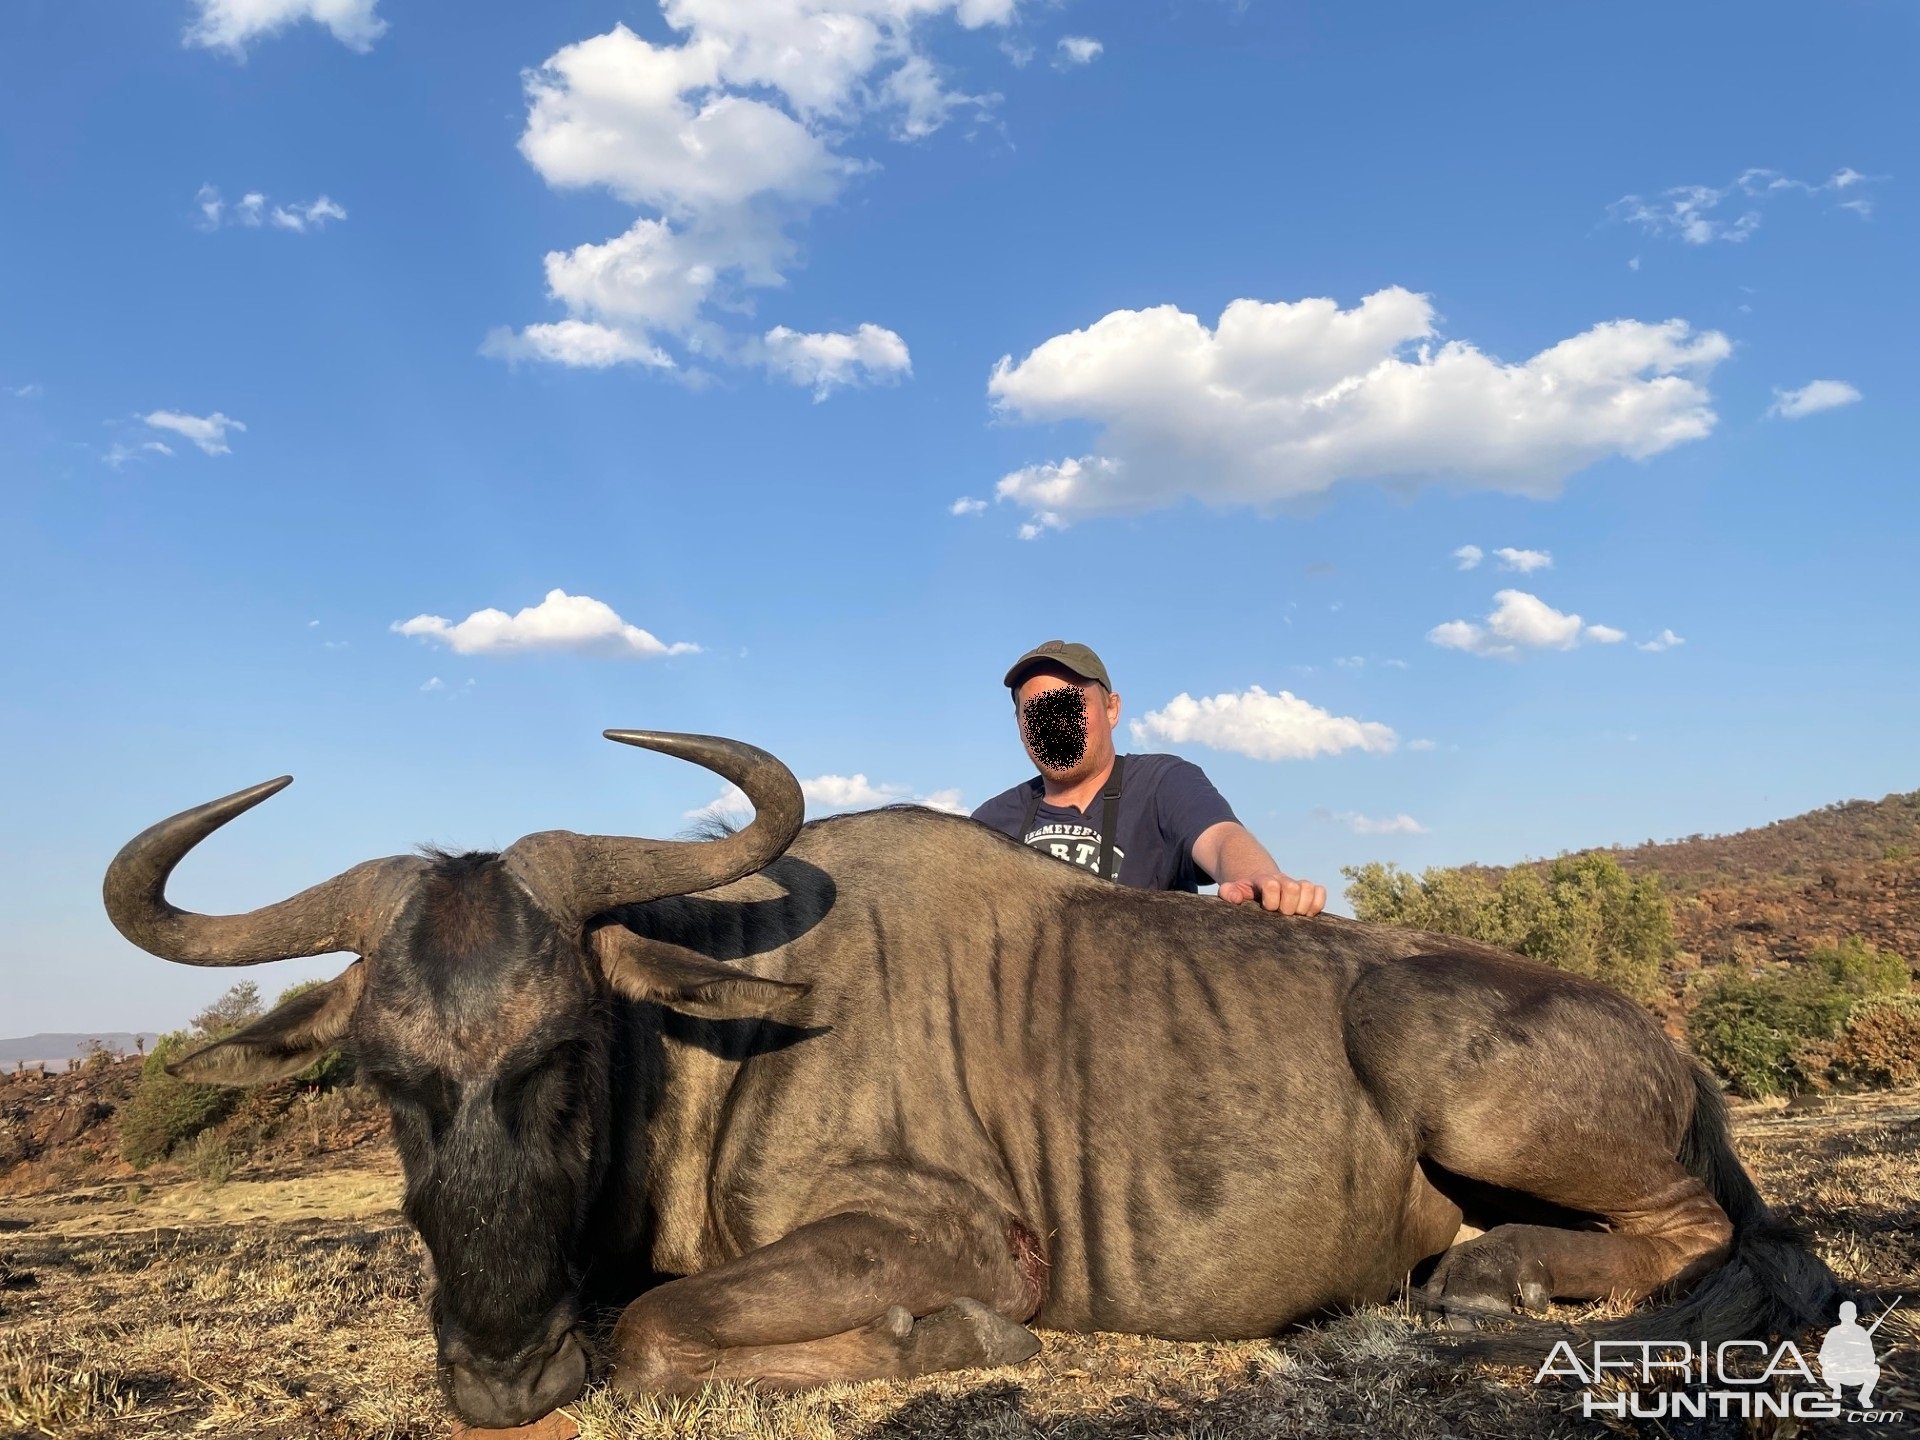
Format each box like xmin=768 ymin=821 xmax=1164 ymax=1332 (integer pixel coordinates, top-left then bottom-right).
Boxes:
xmin=417 ymin=846 xmax=503 ymax=879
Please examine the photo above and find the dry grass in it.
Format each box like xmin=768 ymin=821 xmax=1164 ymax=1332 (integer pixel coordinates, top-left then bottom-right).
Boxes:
xmin=4 ymin=1093 xmax=1917 ymax=1440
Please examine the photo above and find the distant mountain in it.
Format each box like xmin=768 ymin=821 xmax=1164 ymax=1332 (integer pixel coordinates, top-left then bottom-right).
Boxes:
xmin=0 ymin=1033 xmax=159 ymax=1069
xmin=1599 ymin=790 xmax=1920 ymax=896
xmin=1450 ymin=788 xmax=1919 ymax=979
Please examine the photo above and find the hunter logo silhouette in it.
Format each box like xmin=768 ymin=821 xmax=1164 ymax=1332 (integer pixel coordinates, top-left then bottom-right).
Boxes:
xmin=1819 ymin=1298 xmax=1894 ymax=1408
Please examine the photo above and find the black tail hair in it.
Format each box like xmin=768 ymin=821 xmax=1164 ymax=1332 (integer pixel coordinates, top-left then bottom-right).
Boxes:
xmin=1582 ymin=1063 xmax=1844 ymax=1342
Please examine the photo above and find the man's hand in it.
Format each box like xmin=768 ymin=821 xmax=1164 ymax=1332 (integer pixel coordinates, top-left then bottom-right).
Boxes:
xmin=1192 ymin=821 xmax=1327 ymax=916
xmin=1217 ymin=873 xmax=1327 ymax=916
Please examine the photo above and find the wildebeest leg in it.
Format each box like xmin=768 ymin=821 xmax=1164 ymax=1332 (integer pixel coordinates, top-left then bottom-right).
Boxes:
xmin=1418 ymin=1167 xmax=1733 ymax=1321
xmin=609 ymin=1209 xmax=1044 ymax=1396
xmin=1346 ymin=952 xmax=1735 ymax=1321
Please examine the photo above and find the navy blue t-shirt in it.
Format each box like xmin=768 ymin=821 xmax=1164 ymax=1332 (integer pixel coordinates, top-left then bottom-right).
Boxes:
xmin=970 ymin=753 xmax=1238 ymax=892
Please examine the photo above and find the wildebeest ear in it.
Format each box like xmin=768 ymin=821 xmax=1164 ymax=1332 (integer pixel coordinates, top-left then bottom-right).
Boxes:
xmin=168 ymin=961 xmax=366 ymax=1086
xmin=591 ymin=927 xmax=810 ymax=1020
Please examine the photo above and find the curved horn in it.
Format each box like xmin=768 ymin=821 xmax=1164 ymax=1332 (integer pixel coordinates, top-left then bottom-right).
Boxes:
xmin=104 ymin=776 xmax=421 ymax=966
xmin=505 ymin=731 xmax=805 ymax=922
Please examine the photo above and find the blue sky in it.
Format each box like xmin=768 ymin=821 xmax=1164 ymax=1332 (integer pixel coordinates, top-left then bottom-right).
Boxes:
xmin=2 ymin=0 xmax=1914 ymax=1033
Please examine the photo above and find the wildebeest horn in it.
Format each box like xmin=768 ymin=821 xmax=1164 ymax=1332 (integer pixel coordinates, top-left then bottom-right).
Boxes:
xmin=103 ymin=776 xmax=423 ymax=966
xmin=504 ymin=731 xmax=805 ymax=922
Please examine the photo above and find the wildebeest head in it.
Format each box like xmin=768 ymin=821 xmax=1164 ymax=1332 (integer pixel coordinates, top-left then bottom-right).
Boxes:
xmin=102 ymin=731 xmax=808 ymax=1427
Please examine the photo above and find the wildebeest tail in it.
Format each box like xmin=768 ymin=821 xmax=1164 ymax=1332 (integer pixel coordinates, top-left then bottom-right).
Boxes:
xmin=1572 ymin=1061 xmax=1845 ymax=1344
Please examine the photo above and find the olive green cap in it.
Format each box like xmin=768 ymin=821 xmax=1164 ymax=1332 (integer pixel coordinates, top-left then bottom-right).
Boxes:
xmin=1003 ymin=640 xmax=1112 ymax=691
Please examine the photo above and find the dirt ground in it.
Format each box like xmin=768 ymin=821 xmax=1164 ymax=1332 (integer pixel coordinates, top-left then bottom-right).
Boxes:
xmin=4 ymin=1090 xmax=1916 ymax=1440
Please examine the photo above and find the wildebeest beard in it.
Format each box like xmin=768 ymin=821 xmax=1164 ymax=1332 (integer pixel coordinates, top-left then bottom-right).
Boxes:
xmin=1021 ymin=687 xmax=1089 ymax=770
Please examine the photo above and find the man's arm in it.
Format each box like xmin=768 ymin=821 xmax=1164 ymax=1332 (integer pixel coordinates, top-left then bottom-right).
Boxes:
xmin=1192 ymin=821 xmax=1327 ymax=916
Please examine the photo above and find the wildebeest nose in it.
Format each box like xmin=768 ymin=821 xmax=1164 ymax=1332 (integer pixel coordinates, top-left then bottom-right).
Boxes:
xmin=447 ymin=1331 xmax=587 ymax=1429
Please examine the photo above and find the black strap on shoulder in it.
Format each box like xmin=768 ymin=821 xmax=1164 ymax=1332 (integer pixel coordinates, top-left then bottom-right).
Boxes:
xmin=1019 ymin=776 xmax=1044 ymax=839
xmin=1095 ymin=753 xmax=1126 ymax=882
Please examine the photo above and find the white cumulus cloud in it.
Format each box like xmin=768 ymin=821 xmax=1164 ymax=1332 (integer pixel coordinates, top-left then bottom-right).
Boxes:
xmin=197 ymin=185 xmax=347 ymax=232
xmin=186 ymin=0 xmax=386 ymax=55
xmin=1055 ymin=35 xmax=1102 ymax=66
xmin=692 ymin=772 xmax=965 ymax=818
xmin=1337 ymin=811 xmax=1428 ymax=836
xmin=392 ymin=588 xmax=699 ymax=659
xmin=490 ymin=3 xmax=1013 ymax=389
xmin=1131 ymin=686 xmax=1397 ymax=762
xmin=988 ymin=288 xmax=1728 ymax=532
xmin=1494 ymin=546 xmax=1552 ymax=573
xmin=271 ymin=196 xmax=348 ymax=232
xmin=1429 ymin=589 xmax=1630 ymax=659
xmin=1452 ymin=544 xmax=1484 ymax=570
xmin=759 ymin=324 xmax=912 ymax=398
xmin=1768 ymin=380 xmax=1862 ymax=420
xmin=1610 ymin=167 xmax=1883 ymax=245
xmin=1638 ymin=628 xmax=1686 ymax=652
xmin=481 ymin=321 xmax=675 ymax=370
xmin=144 ymin=410 xmax=244 ymax=455
xmin=949 ymin=496 xmax=988 ymax=515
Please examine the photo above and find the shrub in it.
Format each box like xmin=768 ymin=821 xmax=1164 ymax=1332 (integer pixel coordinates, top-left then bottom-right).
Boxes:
xmin=191 ymin=981 xmax=263 ymax=1039
xmin=1344 ymin=862 xmax=1499 ymax=941
xmin=1687 ymin=971 xmax=1851 ymax=1099
xmin=183 ymin=1130 xmax=234 ymax=1186
xmin=1823 ymin=994 xmax=1920 ymax=1090
xmin=117 ymin=1033 xmax=238 ymax=1167
xmin=1687 ymin=938 xmax=1911 ymax=1098
xmin=1809 ymin=935 xmax=1910 ymax=997
xmin=1343 ymin=852 xmax=1674 ymax=1001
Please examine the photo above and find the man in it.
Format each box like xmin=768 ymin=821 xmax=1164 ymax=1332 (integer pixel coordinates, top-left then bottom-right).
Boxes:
xmin=971 ymin=641 xmax=1327 ymax=915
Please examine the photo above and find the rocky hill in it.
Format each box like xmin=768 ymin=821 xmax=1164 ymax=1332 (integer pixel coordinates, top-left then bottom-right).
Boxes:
xmin=1603 ymin=791 xmax=1919 ymax=979
xmin=1600 ymin=788 xmax=1920 ymax=896
xmin=1465 ymin=788 xmax=1920 ymax=977
xmin=0 ymin=1053 xmax=387 ymax=1198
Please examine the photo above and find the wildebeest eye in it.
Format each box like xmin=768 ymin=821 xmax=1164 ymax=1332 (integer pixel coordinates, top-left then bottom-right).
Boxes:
xmin=491 ymin=1048 xmax=574 ymax=1133
xmin=372 ymin=1067 xmax=458 ymax=1139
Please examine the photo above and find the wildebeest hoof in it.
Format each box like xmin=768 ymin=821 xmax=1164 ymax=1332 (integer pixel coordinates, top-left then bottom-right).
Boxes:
xmin=1424 ymin=1232 xmax=1554 ymax=1323
xmin=903 ymin=1298 xmax=1042 ymax=1375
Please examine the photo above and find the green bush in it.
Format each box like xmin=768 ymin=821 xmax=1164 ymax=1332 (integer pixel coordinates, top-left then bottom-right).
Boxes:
xmin=1687 ymin=972 xmax=1851 ymax=1099
xmin=117 ymin=1033 xmax=239 ymax=1167
xmin=1810 ymin=935 xmax=1911 ymax=996
xmin=1343 ymin=852 xmax=1674 ymax=1001
xmin=1687 ymin=938 xmax=1911 ymax=1098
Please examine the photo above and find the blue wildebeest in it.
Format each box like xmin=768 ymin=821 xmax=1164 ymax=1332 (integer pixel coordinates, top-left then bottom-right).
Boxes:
xmin=104 ymin=731 xmax=1841 ymax=1428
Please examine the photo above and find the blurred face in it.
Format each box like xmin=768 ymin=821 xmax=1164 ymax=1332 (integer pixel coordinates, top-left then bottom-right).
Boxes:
xmin=1013 ymin=666 xmax=1121 ymax=783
